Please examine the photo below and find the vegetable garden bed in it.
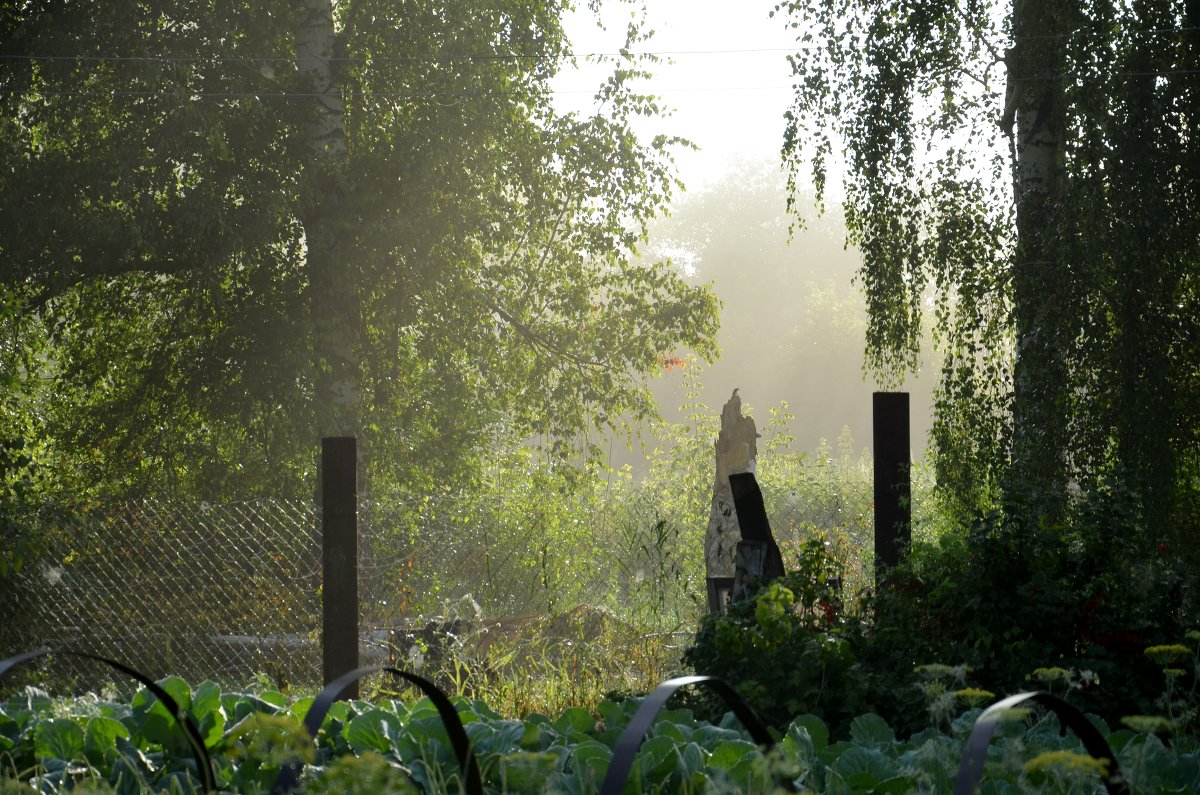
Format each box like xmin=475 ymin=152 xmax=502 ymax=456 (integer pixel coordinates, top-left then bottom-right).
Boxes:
xmin=1 ymin=659 xmax=1197 ymax=794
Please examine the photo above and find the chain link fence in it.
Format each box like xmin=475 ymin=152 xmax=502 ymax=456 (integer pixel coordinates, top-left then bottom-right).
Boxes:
xmin=1 ymin=463 xmax=876 ymax=693
xmin=2 ymin=500 xmax=321 ymax=690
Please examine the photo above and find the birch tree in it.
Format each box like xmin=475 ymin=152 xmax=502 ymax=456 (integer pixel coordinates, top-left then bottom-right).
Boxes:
xmin=296 ymin=0 xmax=358 ymax=440
xmin=779 ymin=0 xmax=1200 ymax=536
xmin=0 ymin=0 xmax=719 ymax=499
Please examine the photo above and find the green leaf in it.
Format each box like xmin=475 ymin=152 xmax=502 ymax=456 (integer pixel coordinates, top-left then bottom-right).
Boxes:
xmin=790 ymin=714 xmax=829 ymax=751
xmin=729 ymin=755 xmax=772 ymax=792
xmin=691 ymin=723 xmax=747 ymax=750
xmin=221 ymin=693 xmax=282 ymax=725
xmin=153 ymin=676 xmax=192 ymax=712
xmin=519 ymin=720 xmax=551 ymax=751
xmin=34 ymin=718 xmax=86 ymax=761
xmin=552 ymin=707 xmax=596 ymax=739
xmin=677 ymin=741 xmax=705 ymax=778
xmin=466 ymin=718 xmax=525 ymax=756
xmin=257 ymin=691 xmax=288 ymax=708
xmin=130 ymin=696 xmax=182 ymax=751
xmin=391 ymin=715 xmax=455 ymax=770
xmin=84 ymin=715 xmax=130 ymax=759
xmin=635 ymin=734 xmax=679 ymax=782
xmin=874 ymin=775 xmax=921 ymax=794
xmin=343 ymin=709 xmax=404 ymax=755
xmin=597 ymin=700 xmax=627 ymax=732
xmin=849 ymin=713 xmax=895 ymax=746
xmin=287 ymin=696 xmax=315 ymax=724
xmin=324 ymin=701 xmax=352 ymax=724
xmin=652 ymin=719 xmax=690 ymax=743
xmin=568 ymin=740 xmax=612 ymax=786
xmin=707 ymin=738 xmax=758 ymax=771
xmin=191 ymin=681 xmax=225 ymax=748
xmin=833 ymin=746 xmax=898 ymax=789
xmin=497 ymin=751 xmax=565 ymax=794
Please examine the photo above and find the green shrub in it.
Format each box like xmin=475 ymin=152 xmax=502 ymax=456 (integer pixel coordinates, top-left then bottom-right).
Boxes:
xmin=858 ymin=481 xmax=1200 ymax=735
xmin=682 ymin=539 xmax=872 ymax=735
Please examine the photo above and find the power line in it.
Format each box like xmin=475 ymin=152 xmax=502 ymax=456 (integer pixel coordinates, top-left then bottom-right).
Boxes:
xmin=2 ymin=23 xmax=1196 ymax=69
xmin=0 ymin=84 xmax=798 ymax=100
xmin=0 ymin=47 xmax=803 ymax=66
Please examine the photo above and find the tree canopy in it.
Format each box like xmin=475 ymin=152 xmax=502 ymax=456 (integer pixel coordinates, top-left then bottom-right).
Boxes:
xmin=779 ymin=0 xmax=1200 ymax=535
xmin=0 ymin=0 xmax=719 ymax=501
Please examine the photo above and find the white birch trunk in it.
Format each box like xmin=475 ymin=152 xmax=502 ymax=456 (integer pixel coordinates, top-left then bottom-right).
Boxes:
xmin=296 ymin=0 xmax=359 ymax=440
xmin=1006 ymin=0 xmax=1069 ymax=515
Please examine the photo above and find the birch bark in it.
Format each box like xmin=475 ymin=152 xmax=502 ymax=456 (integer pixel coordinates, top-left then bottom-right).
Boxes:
xmin=1007 ymin=0 xmax=1070 ymax=517
xmin=297 ymin=0 xmax=360 ymax=440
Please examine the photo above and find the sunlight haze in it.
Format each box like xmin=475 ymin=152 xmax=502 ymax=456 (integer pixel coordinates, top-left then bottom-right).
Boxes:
xmin=556 ymin=0 xmax=797 ymax=191
xmin=558 ymin=2 xmax=936 ymax=460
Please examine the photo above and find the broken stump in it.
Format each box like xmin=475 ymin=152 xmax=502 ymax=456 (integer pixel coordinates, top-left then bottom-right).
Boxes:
xmin=704 ymin=389 xmax=759 ymax=612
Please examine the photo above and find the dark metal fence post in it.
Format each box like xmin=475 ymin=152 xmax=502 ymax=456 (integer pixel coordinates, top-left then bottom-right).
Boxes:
xmin=873 ymin=392 xmax=911 ymax=589
xmin=321 ymin=436 xmax=359 ymax=697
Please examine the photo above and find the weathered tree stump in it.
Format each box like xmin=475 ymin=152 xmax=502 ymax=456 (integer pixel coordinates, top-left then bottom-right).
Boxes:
xmin=704 ymin=390 xmax=759 ymax=612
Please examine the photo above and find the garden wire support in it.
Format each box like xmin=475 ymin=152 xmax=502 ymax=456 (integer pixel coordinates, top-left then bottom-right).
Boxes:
xmin=0 ymin=648 xmax=217 ymax=793
xmin=955 ymin=691 xmax=1131 ymax=795
xmin=598 ymin=674 xmax=795 ymax=795
xmin=271 ymin=665 xmax=482 ymax=795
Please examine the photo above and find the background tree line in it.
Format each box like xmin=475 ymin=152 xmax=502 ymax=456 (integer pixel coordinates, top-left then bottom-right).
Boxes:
xmin=0 ymin=0 xmax=719 ymax=546
xmin=6 ymin=0 xmax=1200 ymax=570
xmin=781 ymin=0 xmax=1200 ymax=553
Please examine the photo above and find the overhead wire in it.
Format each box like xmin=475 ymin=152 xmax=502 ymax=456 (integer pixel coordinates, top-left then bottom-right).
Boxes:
xmin=2 ymin=21 xmax=1198 ymax=101
xmin=1 ymin=21 xmax=1199 ymax=64
xmin=0 ymin=46 xmax=803 ymax=65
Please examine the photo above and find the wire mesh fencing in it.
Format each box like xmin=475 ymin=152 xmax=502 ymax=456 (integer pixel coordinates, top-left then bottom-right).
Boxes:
xmin=1 ymin=463 xmax=876 ymax=693
xmin=1 ymin=500 xmax=321 ymax=690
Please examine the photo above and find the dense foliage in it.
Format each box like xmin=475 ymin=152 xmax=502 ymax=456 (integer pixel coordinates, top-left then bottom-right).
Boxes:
xmin=0 ymin=0 xmax=718 ymax=517
xmin=2 ymin=672 xmax=1199 ymax=793
xmin=861 ymin=492 xmax=1199 ymax=734
xmin=683 ymin=501 xmax=1199 ymax=743
xmin=683 ymin=540 xmax=872 ymax=737
xmin=779 ymin=0 xmax=1200 ymax=539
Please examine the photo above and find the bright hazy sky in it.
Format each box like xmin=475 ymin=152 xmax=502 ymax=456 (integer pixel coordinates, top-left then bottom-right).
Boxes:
xmin=553 ymin=0 xmax=798 ymax=191
xmin=554 ymin=3 xmax=939 ymax=454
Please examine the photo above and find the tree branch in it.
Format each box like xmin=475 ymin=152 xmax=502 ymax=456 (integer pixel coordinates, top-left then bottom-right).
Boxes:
xmin=489 ymin=300 xmax=607 ymax=369
xmin=25 ymin=258 xmax=196 ymax=317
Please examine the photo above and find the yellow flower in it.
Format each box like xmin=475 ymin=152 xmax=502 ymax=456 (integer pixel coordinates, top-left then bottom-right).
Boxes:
xmin=1028 ymin=667 xmax=1071 ymax=684
xmin=1120 ymin=715 xmax=1175 ymax=734
xmin=953 ymin=688 xmax=996 ymax=707
xmin=220 ymin=713 xmax=315 ymax=767
xmin=916 ymin=663 xmax=968 ymax=681
xmin=1023 ymin=750 xmax=1109 ymax=778
xmin=1144 ymin=644 xmax=1191 ymax=665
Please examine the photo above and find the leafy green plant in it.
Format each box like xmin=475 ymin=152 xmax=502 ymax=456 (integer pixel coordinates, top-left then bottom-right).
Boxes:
xmin=3 ymin=673 xmax=1200 ymax=793
xmin=858 ymin=485 xmax=1200 ymax=736
xmin=682 ymin=539 xmax=871 ymax=736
